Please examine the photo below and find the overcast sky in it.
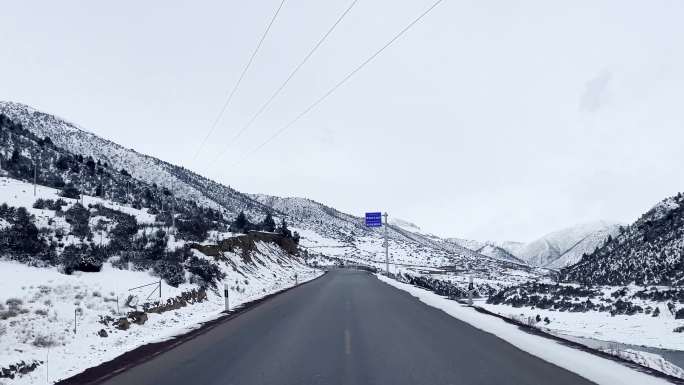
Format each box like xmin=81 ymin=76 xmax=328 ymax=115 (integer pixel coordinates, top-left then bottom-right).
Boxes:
xmin=2 ymin=1 xmax=683 ymax=242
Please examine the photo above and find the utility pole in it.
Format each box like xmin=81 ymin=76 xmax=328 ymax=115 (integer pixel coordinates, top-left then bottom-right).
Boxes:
xmin=171 ymin=198 xmax=176 ymax=235
xmin=33 ymin=159 xmax=37 ymax=196
xmin=383 ymin=212 xmax=389 ymax=275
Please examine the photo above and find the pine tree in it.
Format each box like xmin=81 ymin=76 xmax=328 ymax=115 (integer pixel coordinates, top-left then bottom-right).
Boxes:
xmin=261 ymin=213 xmax=276 ymax=232
xmin=278 ymin=218 xmax=292 ymax=238
xmin=60 ymin=183 xmax=81 ymax=199
xmin=230 ymin=211 xmax=249 ymax=233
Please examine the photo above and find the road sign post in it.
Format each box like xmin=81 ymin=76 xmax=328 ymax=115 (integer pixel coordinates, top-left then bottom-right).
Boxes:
xmin=383 ymin=212 xmax=389 ymax=275
xmin=365 ymin=212 xmax=389 ymax=275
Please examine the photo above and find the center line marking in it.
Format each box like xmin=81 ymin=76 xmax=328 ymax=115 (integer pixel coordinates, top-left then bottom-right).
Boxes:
xmin=345 ymin=330 xmax=351 ymax=355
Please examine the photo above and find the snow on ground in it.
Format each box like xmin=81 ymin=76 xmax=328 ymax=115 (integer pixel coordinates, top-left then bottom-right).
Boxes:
xmin=0 ymin=249 xmax=322 ymax=384
xmin=377 ymin=274 xmax=671 ymax=385
xmin=0 ymin=177 xmax=157 ymax=225
xmin=482 ymin=301 xmax=684 ymax=351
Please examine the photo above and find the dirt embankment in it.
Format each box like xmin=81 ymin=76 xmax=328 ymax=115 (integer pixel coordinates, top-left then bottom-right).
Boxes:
xmin=190 ymin=231 xmax=299 ymax=261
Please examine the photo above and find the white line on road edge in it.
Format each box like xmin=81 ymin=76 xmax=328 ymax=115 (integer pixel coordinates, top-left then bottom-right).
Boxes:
xmin=375 ymin=274 xmax=671 ymax=385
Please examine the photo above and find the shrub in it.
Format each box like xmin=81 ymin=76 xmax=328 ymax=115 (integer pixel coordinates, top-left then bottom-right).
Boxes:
xmin=65 ymin=203 xmax=91 ymax=238
xmin=152 ymin=249 xmax=187 ymax=287
xmin=34 ymin=308 xmax=48 ymax=316
xmin=61 ymin=244 xmax=105 ymax=274
xmin=186 ymin=255 xmax=225 ymax=289
xmin=32 ymin=334 xmax=56 ymax=347
xmin=0 ymin=207 xmax=45 ymax=258
xmin=6 ymin=298 xmax=22 ymax=307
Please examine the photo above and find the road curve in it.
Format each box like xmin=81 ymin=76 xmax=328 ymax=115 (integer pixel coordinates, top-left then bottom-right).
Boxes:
xmin=98 ymin=269 xmax=594 ymax=385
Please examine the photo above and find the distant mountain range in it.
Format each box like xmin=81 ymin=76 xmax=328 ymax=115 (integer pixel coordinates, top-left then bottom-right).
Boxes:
xmin=513 ymin=221 xmax=623 ymax=268
xmin=445 ymin=222 xmax=622 ymax=269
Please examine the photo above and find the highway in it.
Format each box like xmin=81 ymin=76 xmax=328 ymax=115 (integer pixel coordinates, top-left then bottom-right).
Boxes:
xmin=98 ymin=269 xmax=594 ymax=385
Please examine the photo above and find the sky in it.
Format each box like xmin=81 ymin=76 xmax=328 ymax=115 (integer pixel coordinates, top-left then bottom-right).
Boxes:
xmin=1 ymin=0 xmax=683 ymax=242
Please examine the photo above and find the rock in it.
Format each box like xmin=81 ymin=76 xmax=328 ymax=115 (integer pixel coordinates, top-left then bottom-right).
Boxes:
xmin=128 ymin=311 xmax=148 ymax=325
xmin=97 ymin=329 xmax=108 ymax=338
xmin=673 ymin=326 xmax=684 ymax=333
xmin=114 ymin=317 xmax=130 ymax=331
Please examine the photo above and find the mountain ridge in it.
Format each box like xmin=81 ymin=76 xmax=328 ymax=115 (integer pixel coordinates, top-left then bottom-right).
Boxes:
xmin=0 ymin=101 xmax=531 ymax=276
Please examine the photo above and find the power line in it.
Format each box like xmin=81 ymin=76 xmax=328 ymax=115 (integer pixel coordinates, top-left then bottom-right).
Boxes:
xmin=209 ymin=0 xmax=360 ymax=163
xmin=192 ymin=0 xmax=287 ymax=163
xmin=228 ymin=0 xmax=445 ymax=167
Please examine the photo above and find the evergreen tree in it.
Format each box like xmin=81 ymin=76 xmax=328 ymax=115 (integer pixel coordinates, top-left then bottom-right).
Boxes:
xmin=65 ymin=203 xmax=91 ymax=239
xmin=277 ymin=218 xmax=292 ymax=238
xmin=261 ymin=213 xmax=276 ymax=232
xmin=230 ymin=211 xmax=249 ymax=233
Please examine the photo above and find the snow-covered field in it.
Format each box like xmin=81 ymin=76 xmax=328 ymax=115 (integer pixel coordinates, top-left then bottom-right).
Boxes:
xmin=0 ymin=251 xmax=321 ymax=384
xmin=378 ymin=275 xmax=673 ymax=385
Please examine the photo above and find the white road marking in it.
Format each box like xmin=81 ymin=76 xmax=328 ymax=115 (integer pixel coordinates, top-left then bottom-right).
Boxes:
xmin=345 ymin=329 xmax=351 ymax=355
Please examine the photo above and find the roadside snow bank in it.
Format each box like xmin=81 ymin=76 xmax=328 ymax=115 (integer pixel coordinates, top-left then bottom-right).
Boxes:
xmin=599 ymin=348 xmax=684 ymax=379
xmin=0 ymin=258 xmax=322 ymax=385
xmin=377 ymin=274 xmax=670 ymax=385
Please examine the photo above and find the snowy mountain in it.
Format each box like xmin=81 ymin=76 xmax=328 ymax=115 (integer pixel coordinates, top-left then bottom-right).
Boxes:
xmin=0 ymin=101 xmax=534 ymax=278
xmin=446 ymin=238 xmax=526 ymax=265
xmin=446 ymin=238 xmax=486 ymax=252
xmin=389 ymin=218 xmax=424 ymax=234
xmin=248 ymin=194 xmax=531 ymax=274
xmin=445 ymin=222 xmax=621 ymax=269
xmin=475 ymin=244 xmax=526 ymax=265
xmin=0 ymin=104 xmax=325 ymax=383
xmin=0 ymin=101 xmax=273 ymax=220
xmin=514 ymin=221 xmax=622 ymax=268
xmin=563 ymin=194 xmax=684 ymax=285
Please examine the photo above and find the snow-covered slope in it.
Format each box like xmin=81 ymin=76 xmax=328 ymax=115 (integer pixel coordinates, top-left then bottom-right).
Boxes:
xmin=475 ymin=244 xmax=526 ymax=265
xmin=446 ymin=238 xmax=486 ymax=252
xmin=446 ymin=222 xmax=620 ymax=268
xmin=0 ymin=100 xmax=536 ymax=276
xmin=0 ymin=250 xmax=318 ymax=385
xmin=249 ymin=194 xmax=533 ymax=275
xmin=0 ymin=101 xmax=272 ymax=220
xmin=389 ymin=218 xmax=425 ymax=234
xmin=0 ymin=176 xmax=320 ymax=384
xmin=563 ymin=193 xmax=684 ymax=285
xmin=515 ymin=221 xmax=622 ymax=268
xmin=446 ymin=238 xmax=526 ymax=265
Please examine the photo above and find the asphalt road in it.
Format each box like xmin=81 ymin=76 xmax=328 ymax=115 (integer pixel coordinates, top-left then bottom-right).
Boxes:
xmin=99 ymin=269 xmax=594 ymax=385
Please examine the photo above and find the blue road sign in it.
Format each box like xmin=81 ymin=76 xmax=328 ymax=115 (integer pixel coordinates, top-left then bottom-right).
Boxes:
xmin=365 ymin=212 xmax=382 ymax=227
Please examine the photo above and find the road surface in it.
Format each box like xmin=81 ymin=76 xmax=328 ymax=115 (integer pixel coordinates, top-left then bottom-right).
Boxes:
xmin=99 ymin=269 xmax=594 ymax=385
